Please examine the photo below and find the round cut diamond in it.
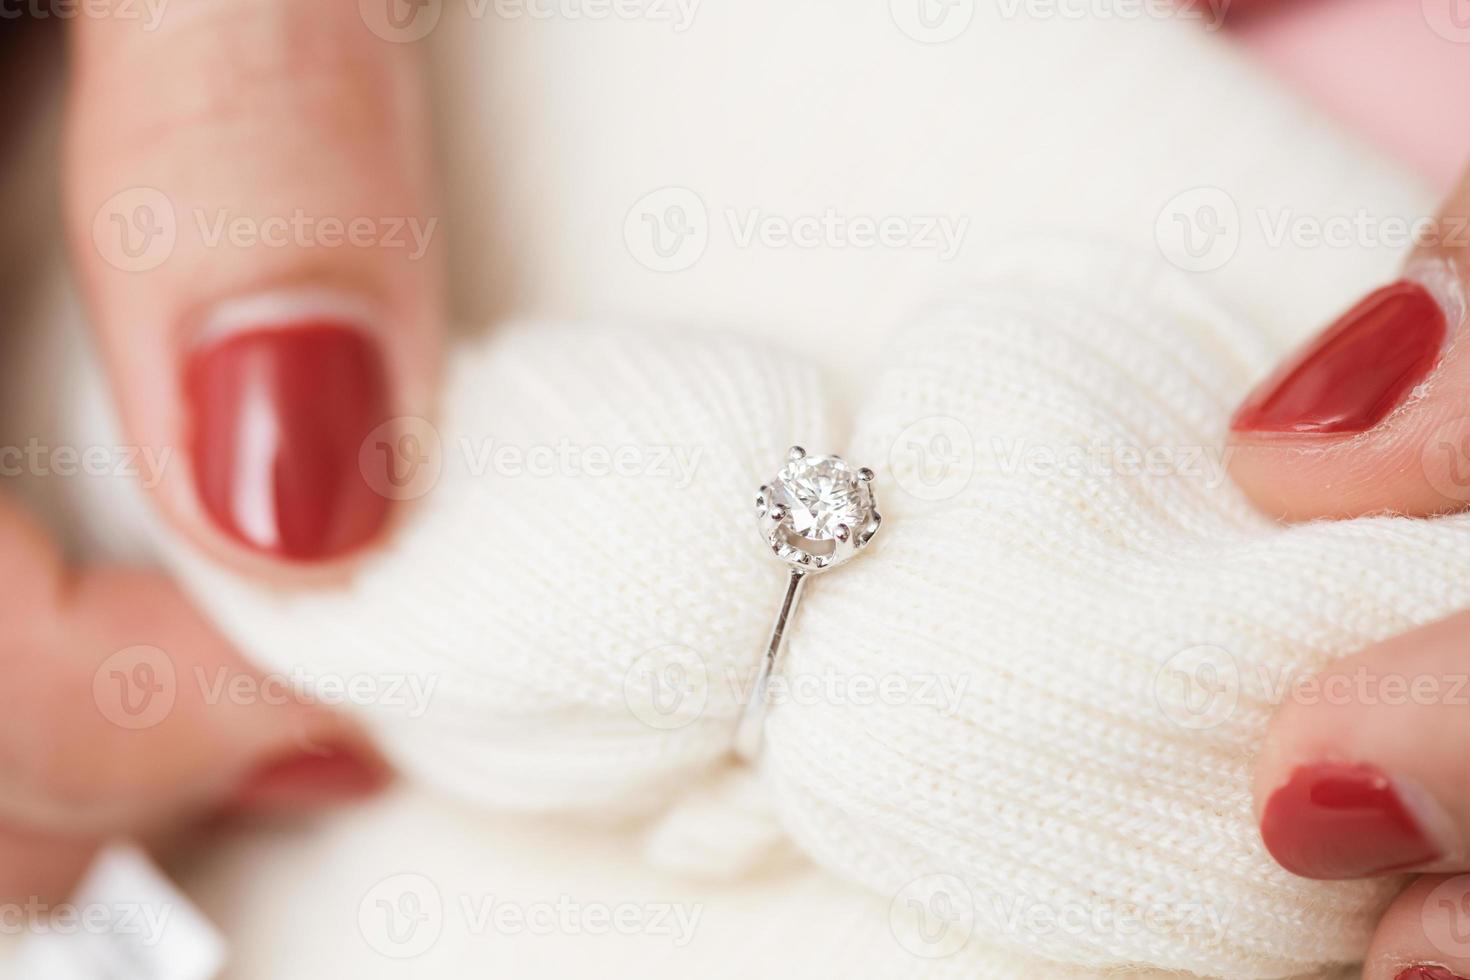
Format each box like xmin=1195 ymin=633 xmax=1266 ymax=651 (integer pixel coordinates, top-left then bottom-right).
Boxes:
xmin=770 ymin=454 xmax=872 ymax=541
xmin=757 ymin=449 xmax=882 ymax=571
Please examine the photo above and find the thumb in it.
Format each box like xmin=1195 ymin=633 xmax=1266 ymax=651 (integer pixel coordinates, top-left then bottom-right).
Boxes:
xmin=64 ymin=0 xmax=442 ymax=570
xmin=1227 ymin=165 xmax=1470 ymax=520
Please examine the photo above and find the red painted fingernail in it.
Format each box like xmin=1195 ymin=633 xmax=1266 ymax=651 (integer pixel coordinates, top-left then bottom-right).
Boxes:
xmin=1231 ymin=280 xmax=1448 ymax=435
xmin=185 ymin=306 xmax=392 ymax=562
xmin=1259 ymin=762 xmax=1442 ymax=879
xmin=1396 ymin=967 xmax=1467 ymax=980
xmin=230 ymin=743 xmax=388 ymax=810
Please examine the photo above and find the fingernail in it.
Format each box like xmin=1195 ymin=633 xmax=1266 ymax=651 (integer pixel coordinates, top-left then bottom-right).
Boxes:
xmin=1231 ymin=280 xmax=1449 ymax=435
xmin=185 ymin=293 xmax=392 ymax=561
xmin=1396 ymin=967 xmax=1468 ymax=980
xmin=230 ymin=743 xmax=388 ymax=810
xmin=1260 ymin=762 xmax=1443 ymax=879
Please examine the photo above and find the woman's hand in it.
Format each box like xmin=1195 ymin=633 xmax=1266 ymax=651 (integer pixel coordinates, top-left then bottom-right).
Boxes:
xmin=1 ymin=0 xmax=442 ymax=903
xmin=1229 ymin=165 xmax=1470 ymax=979
xmin=68 ymin=0 xmax=442 ymax=568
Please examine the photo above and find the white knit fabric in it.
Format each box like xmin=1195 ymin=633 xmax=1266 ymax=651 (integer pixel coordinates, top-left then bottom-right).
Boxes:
xmin=164 ymin=242 xmax=1470 ymax=979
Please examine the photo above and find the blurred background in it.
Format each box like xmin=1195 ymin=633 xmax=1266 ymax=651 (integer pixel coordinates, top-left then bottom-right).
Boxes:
xmin=1 ymin=1 xmax=1468 ymax=977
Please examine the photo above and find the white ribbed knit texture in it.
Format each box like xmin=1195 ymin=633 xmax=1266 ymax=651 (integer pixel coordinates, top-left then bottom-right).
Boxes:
xmin=166 ymin=243 xmax=1470 ymax=979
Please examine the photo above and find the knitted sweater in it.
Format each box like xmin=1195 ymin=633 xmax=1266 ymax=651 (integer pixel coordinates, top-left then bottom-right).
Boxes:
xmin=164 ymin=241 xmax=1470 ymax=978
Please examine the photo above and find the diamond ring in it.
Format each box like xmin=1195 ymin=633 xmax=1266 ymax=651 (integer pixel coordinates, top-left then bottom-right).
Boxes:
xmin=734 ymin=447 xmax=883 ymax=761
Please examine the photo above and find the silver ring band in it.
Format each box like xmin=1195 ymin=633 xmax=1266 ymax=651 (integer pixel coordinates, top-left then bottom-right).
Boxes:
xmin=735 ymin=447 xmax=882 ymax=761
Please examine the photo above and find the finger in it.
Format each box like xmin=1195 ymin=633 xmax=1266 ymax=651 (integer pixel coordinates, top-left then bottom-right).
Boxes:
xmin=0 ymin=500 xmax=387 ymax=853
xmin=1253 ymin=609 xmax=1470 ymax=881
xmin=0 ymin=823 xmax=99 ymax=907
xmin=1362 ymin=874 xmax=1470 ymax=980
xmin=64 ymin=0 xmax=442 ymax=569
xmin=1226 ymin=165 xmax=1470 ymax=520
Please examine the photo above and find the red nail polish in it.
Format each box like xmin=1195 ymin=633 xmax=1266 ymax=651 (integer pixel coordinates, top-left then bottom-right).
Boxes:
xmin=185 ymin=323 xmax=392 ymax=561
xmin=1396 ymin=967 xmax=1468 ymax=980
xmin=230 ymin=743 xmax=388 ymax=810
xmin=1231 ymin=281 xmax=1448 ymax=435
xmin=1259 ymin=762 xmax=1441 ymax=879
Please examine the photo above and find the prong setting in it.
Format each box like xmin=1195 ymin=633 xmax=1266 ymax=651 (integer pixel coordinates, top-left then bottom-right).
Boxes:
xmin=756 ymin=450 xmax=882 ymax=572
